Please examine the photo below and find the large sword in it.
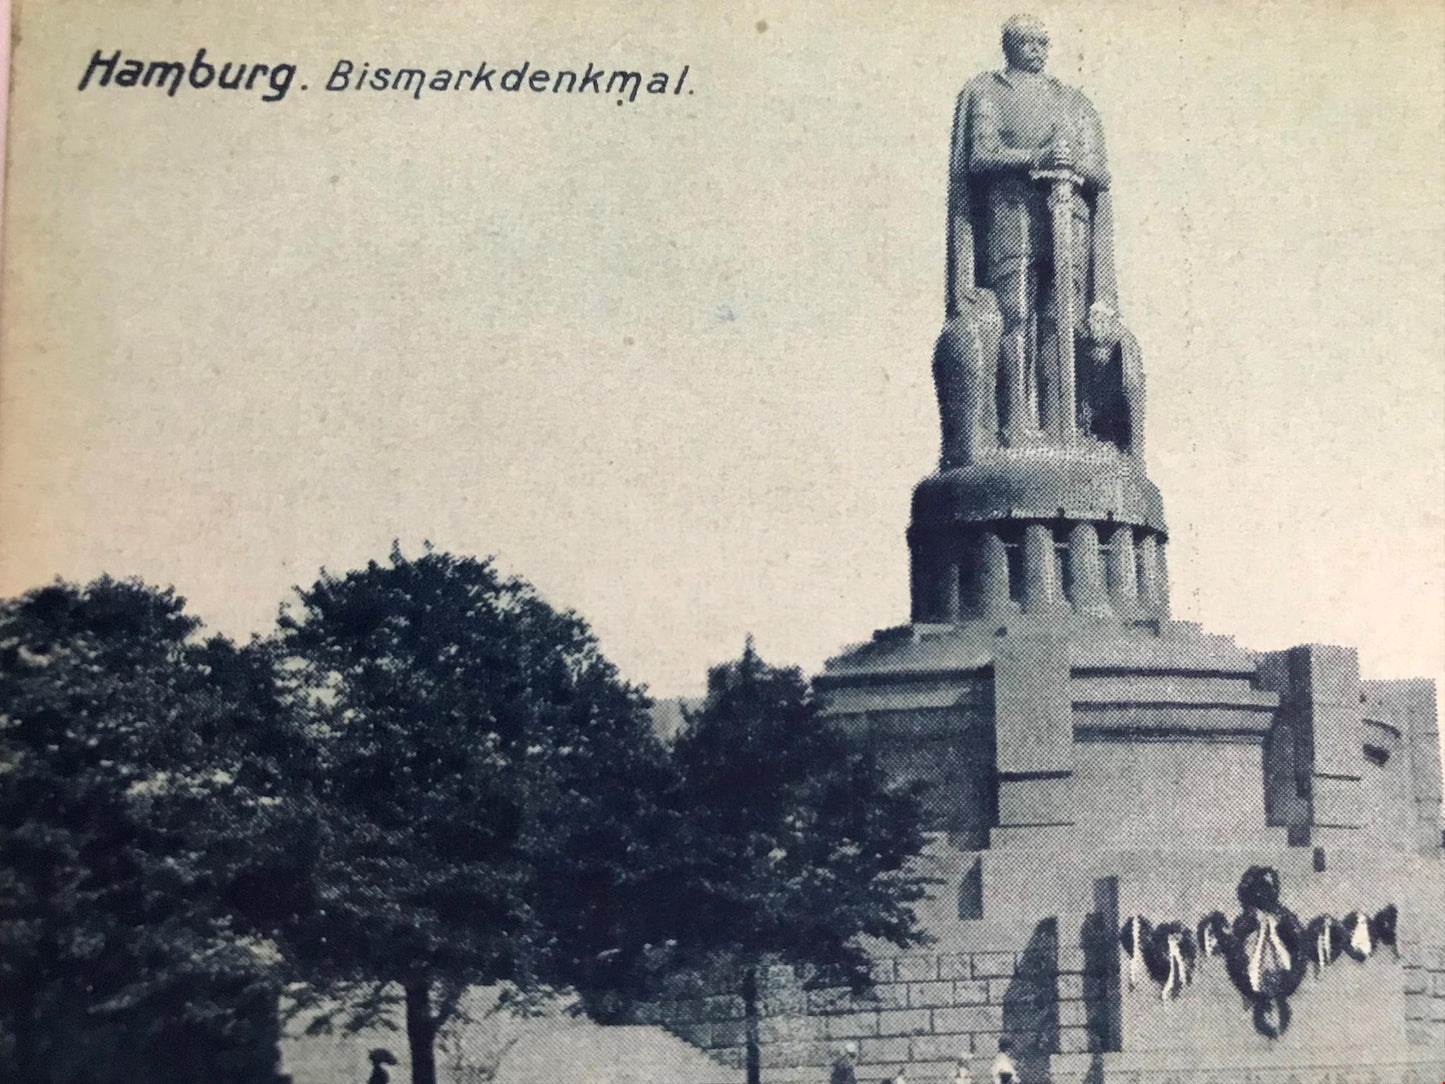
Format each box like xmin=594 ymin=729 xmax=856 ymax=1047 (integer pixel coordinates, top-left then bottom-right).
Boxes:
xmin=1031 ymin=166 xmax=1083 ymax=441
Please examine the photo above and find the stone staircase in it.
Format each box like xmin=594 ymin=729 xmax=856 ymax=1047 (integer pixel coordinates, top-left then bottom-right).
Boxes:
xmin=493 ymin=1020 xmax=743 ymax=1084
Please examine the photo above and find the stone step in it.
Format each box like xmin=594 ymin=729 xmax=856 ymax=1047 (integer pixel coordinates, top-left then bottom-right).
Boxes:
xmin=1049 ymin=1048 xmax=1439 ymax=1082
xmin=494 ymin=1021 xmax=742 ymax=1084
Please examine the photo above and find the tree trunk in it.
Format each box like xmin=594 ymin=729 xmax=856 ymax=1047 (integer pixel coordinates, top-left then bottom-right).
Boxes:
xmin=404 ymin=975 xmax=439 ymax=1084
xmin=742 ymin=965 xmax=761 ymax=1084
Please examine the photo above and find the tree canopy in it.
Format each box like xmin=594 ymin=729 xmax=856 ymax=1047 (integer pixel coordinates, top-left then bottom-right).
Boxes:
xmin=1 ymin=563 xmax=936 ymax=1084
xmin=0 ymin=577 xmax=296 ymax=1084
xmin=662 ymin=641 xmax=933 ymax=1084
xmin=270 ymin=545 xmax=673 ymax=1084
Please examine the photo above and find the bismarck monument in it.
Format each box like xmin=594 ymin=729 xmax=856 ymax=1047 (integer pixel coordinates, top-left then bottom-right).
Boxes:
xmin=653 ymin=16 xmax=1445 ymax=1082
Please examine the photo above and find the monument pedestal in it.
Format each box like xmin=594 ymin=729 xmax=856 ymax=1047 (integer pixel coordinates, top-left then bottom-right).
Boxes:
xmin=649 ymin=16 xmax=1444 ymax=1078
xmin=804 ymin=605 xmax=1445 ymax=1077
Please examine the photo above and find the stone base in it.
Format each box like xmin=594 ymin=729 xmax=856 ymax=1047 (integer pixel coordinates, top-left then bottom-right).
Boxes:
xmin=911 ymin=443 xmax=1165 ymax=532
xmin=644 ymin=613 xmax=1445 ymax=1079
xmin=643 ymin=844 xmax=1445 ymax=1081
xmin=1047 ymin=1051 xmax=1444 ymax=1084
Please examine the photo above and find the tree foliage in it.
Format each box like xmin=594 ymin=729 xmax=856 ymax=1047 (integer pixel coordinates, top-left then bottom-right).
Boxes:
xmin=669 ymin=640 xmax=932 ymax=971
xmin=0 ymin=566 xmax=935 ymax=1084
xmin=663 ymin=641 xmax=932 ymax=1084
xmin=0 ymin=577 xmax=296 ymax=1084
xmin=270 ymin=545 xmax=671 ymax=1084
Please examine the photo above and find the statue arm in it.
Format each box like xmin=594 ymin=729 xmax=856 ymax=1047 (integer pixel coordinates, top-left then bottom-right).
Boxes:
xmin=1090 ymin=189 xmax=1120 ymax=312
xmin=966 ymin=92 xmax=1044 ymax=174
xmin=945 ymin=90 xmax=975 ymax=317
xmin=1075 ymin=98 xmax=1111 ymax=191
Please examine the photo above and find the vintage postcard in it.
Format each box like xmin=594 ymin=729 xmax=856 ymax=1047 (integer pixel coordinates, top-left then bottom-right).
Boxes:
xmin=0 ymin=2 xmax=1441 ymax=1082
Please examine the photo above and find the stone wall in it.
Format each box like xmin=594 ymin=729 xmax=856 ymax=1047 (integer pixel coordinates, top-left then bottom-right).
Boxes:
xmin=1402 ymin=939 xmax=1445 ymax=1051
xmin=1048 ymin=1053 xmax=1445 ymax=1083
xmin=649 ymin=941 xmax=1445 ymax=1082
xmin=645 ymin=935 xmax=1058 ymax=1082
xmin=645 ymin=846 xmax=1444 ymax=1081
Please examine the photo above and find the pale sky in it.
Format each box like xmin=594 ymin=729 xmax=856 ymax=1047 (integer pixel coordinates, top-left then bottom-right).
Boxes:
xmin=2 ymin=0 xmax=1442 ymax=713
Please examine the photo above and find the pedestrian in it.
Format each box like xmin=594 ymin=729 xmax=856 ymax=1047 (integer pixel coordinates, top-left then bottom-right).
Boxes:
xmin=991 ymin=1039 xmax=1019 ymax=1084
xmin=829 ymin=1040 xmax=860 ymax=1084
xmin=366 ymin=1048 xmax=398 ymax=1084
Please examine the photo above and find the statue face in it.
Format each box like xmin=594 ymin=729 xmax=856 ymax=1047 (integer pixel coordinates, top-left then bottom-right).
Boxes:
xmin=1002 ymin=19 xmax=1049 ymax=73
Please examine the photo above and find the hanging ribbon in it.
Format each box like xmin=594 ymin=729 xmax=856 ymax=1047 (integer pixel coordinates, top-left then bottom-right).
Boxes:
xmin=1348 ymin=909 xmax=1372 ymax=960
xmin=1223 ymin=868 xmax=1308 ymax=1040
xmin=1247 ymin=912 xmax=1291 ymax=995
xmin=1196 ymin=911 xmax=1228 ymax=969
xmin=1372 ymin=904 xmax=1399 ymax=958
xmin=1161 ymin=932 xmax=1188 ymax=1000
xmin=1314 ymin=922 xmax=1332 ymax=978
xmin=1125 ymin=915 xmax=1145 ymax=990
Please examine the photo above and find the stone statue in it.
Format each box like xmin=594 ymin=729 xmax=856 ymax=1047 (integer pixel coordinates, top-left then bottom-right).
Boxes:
xmin=934 ymin=14 xmax=1144 ymax=466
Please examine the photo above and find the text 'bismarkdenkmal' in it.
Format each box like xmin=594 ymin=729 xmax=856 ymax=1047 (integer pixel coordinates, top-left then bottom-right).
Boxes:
xmin=76 ymin=49 xmax=693 ymax=105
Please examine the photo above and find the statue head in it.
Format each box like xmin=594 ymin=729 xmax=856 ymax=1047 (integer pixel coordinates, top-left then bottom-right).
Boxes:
xmin=1002 ymin=14 xmax=1050 ymax=74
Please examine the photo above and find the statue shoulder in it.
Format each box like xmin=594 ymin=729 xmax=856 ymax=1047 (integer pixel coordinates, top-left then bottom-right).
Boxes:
xmin=1059 ymin=81 xmax=1103 ymax=120
xmin=958 ymin=70 xmax=1005 ymax=107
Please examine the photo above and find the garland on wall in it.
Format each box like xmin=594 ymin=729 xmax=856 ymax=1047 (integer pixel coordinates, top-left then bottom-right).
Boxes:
xmin=1116 ymin=866 xmax=1399 ymax=1039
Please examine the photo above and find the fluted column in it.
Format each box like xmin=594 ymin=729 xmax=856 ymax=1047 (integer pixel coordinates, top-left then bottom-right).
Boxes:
xmin=940 ymin=557 xmax=961 ymax=621
xmin=977 ymin=530 xmax=1011 ymax=615
xmin=1137 ymin=531 xmax=1161 ymax=615
xmin=1105 ymin=522 xmax=1139 ymax=616
xmin=1068 ymin=522 xmax=1112 ymax=617
xmin=909 ymin=536 xmax=924 ymax=623
xmin=911 ymin=534 xmax=959 ymax=623
xmin=1154 ymin=539 xmax=1171 ymax=617
xmin=1022 ymin=523 xmax=1062 ymax=613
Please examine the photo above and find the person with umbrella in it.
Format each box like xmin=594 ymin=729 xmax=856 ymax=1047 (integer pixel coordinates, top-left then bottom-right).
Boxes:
xmin=366 ymin=1048 xmax=398 ymax=1084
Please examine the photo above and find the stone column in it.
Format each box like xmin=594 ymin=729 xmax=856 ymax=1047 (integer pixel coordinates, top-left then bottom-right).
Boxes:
xmin=1068 ymin=522 xmax=1112 ymax=617
xmin=911 ymin=534 xmax=958 ymax=623
xmin=932 ymin=556 xmax=960 ymax=623
xmin=1105 ymin=523 xmax=1139 ymax=616
xmin=1154 ymin=539 xmax=1171 ymax=617
xmin=1137 ymin=532 xmax=1161 ymax=615
xmin=909 ymin=535 xmax=924 ymax=623
xmin=1022 ymin=523 xmax=1061 ymax=613
xmin=977 ymin=530 xmax=1012 ymax=615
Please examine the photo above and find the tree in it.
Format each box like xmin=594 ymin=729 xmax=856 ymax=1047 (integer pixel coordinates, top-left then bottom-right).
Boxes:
xmin=270 ymin=545 xmax=671 ymax=1084
xmin=665 ymin=641 xmax=933 ymax=1084
xmin=0 ymin=577 xmax=298 ymax=1084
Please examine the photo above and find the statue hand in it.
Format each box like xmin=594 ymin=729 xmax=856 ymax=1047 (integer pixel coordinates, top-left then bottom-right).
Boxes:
xmin=1041 ymin=137 xmax=1074 ymax=171
xmin=1086 ymin=303 xmax=1123 ymax=351
xmin=949 ymin=286 xmax=1001 ymax=326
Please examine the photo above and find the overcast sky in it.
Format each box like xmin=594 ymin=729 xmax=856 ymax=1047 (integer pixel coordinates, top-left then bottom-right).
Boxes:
xmin=2 ymin=0 xmax=1441 ymax=710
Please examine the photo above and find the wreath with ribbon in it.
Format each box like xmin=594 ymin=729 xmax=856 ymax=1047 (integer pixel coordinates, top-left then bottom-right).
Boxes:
xmin=1341 ymin=909 xmax=1373 ymax=961
xmin=1117 ymin=914 xmax=1152 ymax=991
xmin=1372 ymin=903 xmax=1399 ymax=956
xmin=1195 ymin=910 xmax=1229 ymax=967
xmin=1303 ymin=914 xmax=1345 ymax=978
xmin=1142 ymin=921 xmax=1197 ymax=1000
xmin=1222 ymin=867 xmax=1308 ymax=1038
xmin=1339 ymin=903 xmax=1399 ymax=962
xmin=1116 ymin=867 xmax=1398 ymax=1041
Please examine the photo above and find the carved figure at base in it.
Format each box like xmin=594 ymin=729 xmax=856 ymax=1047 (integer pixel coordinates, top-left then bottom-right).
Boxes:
xmin=1081 ymin=303 xmax=1146 ymax=457
xmin=933 ymin=288 xmax=1002 ymax=469
xmin=935 ymin=14 xmax=1144 ymax=465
